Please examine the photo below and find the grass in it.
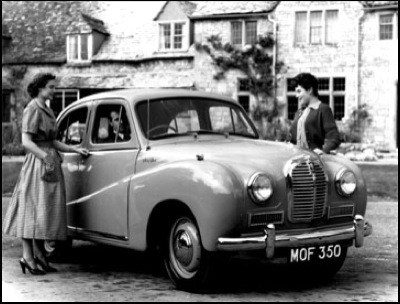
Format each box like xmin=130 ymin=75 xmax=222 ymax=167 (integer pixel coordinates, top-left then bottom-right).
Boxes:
xmin=2 ymin=162 xmax=22 ymax=196
xmin=358 ymin=164 xmax=398 ymax=201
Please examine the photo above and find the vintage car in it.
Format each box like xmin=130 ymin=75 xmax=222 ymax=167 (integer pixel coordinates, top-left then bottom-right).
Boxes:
xmin=54 ymin=89 xmax=372 ymax=291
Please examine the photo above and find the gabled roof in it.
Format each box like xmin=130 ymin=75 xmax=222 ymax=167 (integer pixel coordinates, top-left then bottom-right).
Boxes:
xmin=2 ymin=1 xmax=103 ymax=64
xmin=81 ymin=13 xmax=109 ymax=35
xmin=190 ymin=1 xmax=279 ymax=19
xmin=154 ymin=1 xmax=197 ymax=20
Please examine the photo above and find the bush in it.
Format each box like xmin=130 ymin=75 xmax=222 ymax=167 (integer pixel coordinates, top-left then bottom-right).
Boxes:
xmin=255 ymin=117 xmax=292 ymax=142
xmin=2 ymin=142 xmax=26 ymax=156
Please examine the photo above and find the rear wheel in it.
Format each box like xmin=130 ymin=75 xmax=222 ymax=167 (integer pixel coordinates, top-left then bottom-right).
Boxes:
xmin=162 ymin=215 xmax=216 ymax=292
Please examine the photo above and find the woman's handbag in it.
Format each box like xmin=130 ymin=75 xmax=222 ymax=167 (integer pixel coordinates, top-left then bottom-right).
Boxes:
xmin=42 ymin=153 xmax=59 ymax=183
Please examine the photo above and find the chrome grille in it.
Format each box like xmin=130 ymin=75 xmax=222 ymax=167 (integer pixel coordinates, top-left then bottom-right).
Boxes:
xmin=249 ymin=212 xmax=284 ymax=227
xmin=290 ymin=161 xmax=327 ymax=222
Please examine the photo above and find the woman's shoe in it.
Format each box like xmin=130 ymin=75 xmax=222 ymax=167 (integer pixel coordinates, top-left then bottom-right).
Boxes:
xmin=19 ymin=258 xmax=45 ymax=275
xmin=34 ymin=257 xmax=58 ymax=273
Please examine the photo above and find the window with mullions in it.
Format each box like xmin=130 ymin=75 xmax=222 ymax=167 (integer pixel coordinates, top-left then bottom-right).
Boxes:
xmin=159 ymin=22 xmax=187 ymax=51
xmin=310 ymin=11 xmax=323 ymax=44
xmin=231 ymin=21 xmax=258 ymax=46
xmin=380 ymin=14 xmax=395 ymax=40
xmin=295 ymin=10 xmax=339 ymax=45
xmin=238 ymin=78 xmax=251 ymax=112
xmin=50 ymin=90 xmax=80 ymax=118
xmin=67 ymin=34 xmax=91 ymax=62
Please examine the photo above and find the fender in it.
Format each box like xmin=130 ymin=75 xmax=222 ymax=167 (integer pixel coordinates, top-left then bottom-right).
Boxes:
xmin=127 ymin=160 xmax=245 ymax=252
xmin=320 ymin=154 xmax=368 ymax=216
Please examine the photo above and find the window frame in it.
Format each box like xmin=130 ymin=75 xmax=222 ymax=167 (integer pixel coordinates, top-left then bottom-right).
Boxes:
xmin=48 ymin=89 xmax=80 ymax=118
xmin=294 ymin=9 xmax=340 ymax=46
xmin=231 ymin=20 xmax=258 ymax=47
xmin=88 ymin=98 xmax=138 ymax=150
xmin=379 ymin=12 xmax=398 ymax=40
xmin=57 ymin=104 xmax=90 ymax=146
xmin=66 ymin=33 xmax=93 ymax=62
xmin=237 ymin=78 xmax=251 ymax=112
xmin=157 ymin=20 xmax=189 ymax=52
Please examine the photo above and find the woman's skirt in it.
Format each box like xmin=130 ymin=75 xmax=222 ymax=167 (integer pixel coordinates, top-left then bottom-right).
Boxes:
xmin=2 ymin=147 xmax=67 ymax=240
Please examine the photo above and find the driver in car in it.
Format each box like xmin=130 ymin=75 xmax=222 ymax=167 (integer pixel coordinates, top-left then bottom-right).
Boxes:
xmin=99 ymin=110 xmax=131 ymax=143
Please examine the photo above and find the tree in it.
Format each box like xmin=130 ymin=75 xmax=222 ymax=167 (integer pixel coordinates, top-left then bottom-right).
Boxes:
xmin=195 ymin=34 xmax=288 ymax=139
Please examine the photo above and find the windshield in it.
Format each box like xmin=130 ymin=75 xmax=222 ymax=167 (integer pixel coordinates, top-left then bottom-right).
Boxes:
xmin=136 ymin=98 xmax=258 ymax=140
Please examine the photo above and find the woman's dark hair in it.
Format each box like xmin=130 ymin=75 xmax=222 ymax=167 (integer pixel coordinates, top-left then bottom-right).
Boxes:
xmin=27 ymin=73 xmax=56 ymax=98
xmin=293 ymin=73 xmax=319 ymax=98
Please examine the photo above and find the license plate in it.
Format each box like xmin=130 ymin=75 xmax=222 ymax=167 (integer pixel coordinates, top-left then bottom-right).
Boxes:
xmin=289 ymin=244 xmax=342 ymax=263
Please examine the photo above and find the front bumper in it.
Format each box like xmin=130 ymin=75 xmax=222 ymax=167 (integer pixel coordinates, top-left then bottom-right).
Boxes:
xmin=217 ymin=215 xmax=372 ymax=258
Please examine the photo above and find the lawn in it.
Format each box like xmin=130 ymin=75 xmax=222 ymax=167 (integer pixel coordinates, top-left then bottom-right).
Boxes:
xmin=2 ymin=162 xmax=22 ymax=196
xmin=358 ymin=163 xmax=398 ymax=201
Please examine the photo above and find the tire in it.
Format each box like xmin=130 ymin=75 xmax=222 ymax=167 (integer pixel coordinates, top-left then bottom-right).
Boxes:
xmin=301 ymin=246 xmax=348 ymax=280
xmin=313 ymin=246 xmax=348 ymax=278
xmin=162 ymin=215 xmax=217 ymax=292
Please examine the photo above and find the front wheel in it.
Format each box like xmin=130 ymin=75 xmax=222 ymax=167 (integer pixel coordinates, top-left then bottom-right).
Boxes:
xmin=162 ymin=215 xmax=216 ymax=292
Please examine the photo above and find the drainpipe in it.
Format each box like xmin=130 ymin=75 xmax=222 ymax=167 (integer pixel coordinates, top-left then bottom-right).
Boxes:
xmin=356 ymin=10 xmax=365 ymax=110
xmin=268 ymin=14 xmax=277 ymax=98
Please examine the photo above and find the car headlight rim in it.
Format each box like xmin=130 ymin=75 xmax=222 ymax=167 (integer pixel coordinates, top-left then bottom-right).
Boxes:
xmin=248 ymin=172 xmax=273 ymax=204
xmin=335 ymin=169 xmax=357 ymax=197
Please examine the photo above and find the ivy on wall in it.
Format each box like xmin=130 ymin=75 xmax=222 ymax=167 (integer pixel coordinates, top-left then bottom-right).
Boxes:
xmin=195 ymin=34 xmax=284 ymax=123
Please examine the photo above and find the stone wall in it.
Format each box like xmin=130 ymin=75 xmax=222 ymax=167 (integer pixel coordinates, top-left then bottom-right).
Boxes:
xmin=1 ymin=57 xmax=194 ymax=144
xmin=274 ymin=1 xmax=362 ymax=120
xmin=359 ymin=11 xmax=398 ymax=150
xmin=193 ymin=17 xmax=274 ymax=110
xmin=274 ymin=1 xmax=398 ymax=149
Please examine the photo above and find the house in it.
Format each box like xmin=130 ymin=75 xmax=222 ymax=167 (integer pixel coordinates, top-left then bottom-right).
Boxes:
xmin=2 ymin=1 xmax=398 ymax=150
xmin=274 ymin=0 xmax=398 ymax=150
xmin=2 ymin=1 xmax=278 ymax=146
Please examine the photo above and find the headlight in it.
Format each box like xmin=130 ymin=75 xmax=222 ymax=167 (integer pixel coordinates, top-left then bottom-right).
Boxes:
xmin=248 ymin=173 xmax=273 ymax=204
xmin=335 ymin=169 xmax=357 ymax=196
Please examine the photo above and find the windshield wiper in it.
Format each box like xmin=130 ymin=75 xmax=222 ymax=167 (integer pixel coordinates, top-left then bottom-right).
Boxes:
xmin=228 ymin=132 xmax=257 ymax=139
xmin=149 ymin=132 xmax=192 ymax=140
xmin=188 ymin=130 xmax=229 ymax=137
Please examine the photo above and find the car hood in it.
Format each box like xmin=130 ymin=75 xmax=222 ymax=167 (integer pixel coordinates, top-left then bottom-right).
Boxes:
xmin=138 ymin=137 xmax=320 ymax=181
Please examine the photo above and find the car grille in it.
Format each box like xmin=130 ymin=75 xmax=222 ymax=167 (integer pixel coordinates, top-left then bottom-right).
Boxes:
xmin=249 ymin=212 xmax=284 ymax=227
xmin=289 ymin=161 xmax=327 ymax=222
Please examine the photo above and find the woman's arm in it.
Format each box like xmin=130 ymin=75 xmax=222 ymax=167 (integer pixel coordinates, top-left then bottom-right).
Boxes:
xmin=22 ymin=133 xmax=48 ymax=160
xmin=321 ymin=106 xmax=341 ymax=153
xmin=52 ymin=140 xmax=90 ymax=156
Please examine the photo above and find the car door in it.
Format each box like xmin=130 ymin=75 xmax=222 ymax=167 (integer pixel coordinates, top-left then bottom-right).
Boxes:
xmin=74 ymin=98 xmax=139 ymax=241
xmin=57 ymin=103 xmax=91 ymax=230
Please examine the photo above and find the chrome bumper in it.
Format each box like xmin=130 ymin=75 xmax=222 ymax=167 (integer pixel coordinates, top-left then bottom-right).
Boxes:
xmin=217 ymin=215 xmax=372 ymax=258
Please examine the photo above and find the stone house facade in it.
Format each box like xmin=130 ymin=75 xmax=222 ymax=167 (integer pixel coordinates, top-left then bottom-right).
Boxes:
xmin=2 ymin=1 xmax=398 ymax=149
xmin=273 ymin=0 xmax=398 ymax=149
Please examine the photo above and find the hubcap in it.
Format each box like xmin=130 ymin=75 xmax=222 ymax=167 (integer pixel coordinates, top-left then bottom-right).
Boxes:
xmin=169 ymin=218 xmax=202 ymax=279
xmin=174 ymin=230 xmax=193 ymax=267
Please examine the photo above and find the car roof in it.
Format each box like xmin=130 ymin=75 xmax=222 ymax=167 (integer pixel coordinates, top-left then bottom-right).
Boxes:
xmin=69 ymin=89 xmax=238 ymax=108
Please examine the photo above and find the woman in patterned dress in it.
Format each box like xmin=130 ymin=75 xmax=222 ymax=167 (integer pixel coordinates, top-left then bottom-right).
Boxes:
xmin=2 ymin=73 xmax=89 ymax=275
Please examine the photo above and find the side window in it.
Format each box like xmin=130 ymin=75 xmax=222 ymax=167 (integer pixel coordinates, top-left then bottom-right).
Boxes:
xmin=209 ymin=107 xmax=234 ymax=133
xmin=169 ymin=110 xmax=200 ymax=133
xmin=92 ymin=104 xmax=132 ymax=144
xmin=232 ymin=108 xmax=254 ymax=135
xmin=57 ymin=107 xmax=88 ymax=145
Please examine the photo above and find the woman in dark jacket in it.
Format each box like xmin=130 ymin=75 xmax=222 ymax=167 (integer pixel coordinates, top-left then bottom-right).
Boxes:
xmin=289 ymin=73 xmax=341 ymax=154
